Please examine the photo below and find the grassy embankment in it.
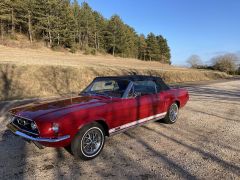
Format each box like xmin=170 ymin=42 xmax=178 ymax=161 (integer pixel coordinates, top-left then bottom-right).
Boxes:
xmin=0 ymin=45 xmax=229 ymax=101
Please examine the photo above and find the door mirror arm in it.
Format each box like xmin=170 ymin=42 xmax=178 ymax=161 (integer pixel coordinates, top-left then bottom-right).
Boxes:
xmin=134 ymin=92 xmax=142 ymax=97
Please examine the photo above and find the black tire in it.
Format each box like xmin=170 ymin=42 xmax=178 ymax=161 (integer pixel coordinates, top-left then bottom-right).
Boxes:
xmin=71 ymin=122 xmax=105 ymax=160
xmin=163 ymin=103 xmax=179 ymax=124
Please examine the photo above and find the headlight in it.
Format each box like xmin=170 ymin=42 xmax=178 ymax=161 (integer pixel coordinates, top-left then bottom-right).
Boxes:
xmin=31 ymin=122 xmax=37 ymax=130
xmin=52 ymin=123 xmax=59 ymax=133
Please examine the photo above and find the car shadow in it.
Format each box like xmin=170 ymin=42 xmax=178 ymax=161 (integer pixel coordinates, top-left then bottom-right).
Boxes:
xmin=0 ymin=100 xmax=37 ymax=179
xmin=0 ymin=130 xmax=27 ymax=180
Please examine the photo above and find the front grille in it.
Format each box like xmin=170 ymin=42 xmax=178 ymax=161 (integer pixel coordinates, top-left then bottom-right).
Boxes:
xmin=12 ymin=116 xmax=39 ymax=135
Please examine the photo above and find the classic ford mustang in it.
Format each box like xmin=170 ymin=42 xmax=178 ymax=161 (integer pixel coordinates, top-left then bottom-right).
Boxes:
xmin=7 ymin=75 xmax=189 ymax=160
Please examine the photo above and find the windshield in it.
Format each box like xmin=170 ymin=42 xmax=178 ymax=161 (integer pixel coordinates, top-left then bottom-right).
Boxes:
xmin=81 ymin=79 xmax=130 ymax=98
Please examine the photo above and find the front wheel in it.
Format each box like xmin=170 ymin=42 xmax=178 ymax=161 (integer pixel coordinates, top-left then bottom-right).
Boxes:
xmin=163 ymin=103 xmax=179 ymax=124
xmin=71 ymin=122 xmax=105 ymax=160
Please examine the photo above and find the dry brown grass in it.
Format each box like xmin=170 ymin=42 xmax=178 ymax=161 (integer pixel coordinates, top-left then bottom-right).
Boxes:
xmin=0 ymin=34 xmax=44 ymax=49
xmin=0 ymin=45 xmax=230 ymax=100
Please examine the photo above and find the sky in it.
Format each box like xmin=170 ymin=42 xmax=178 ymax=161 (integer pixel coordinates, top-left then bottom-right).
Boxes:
xmin=78 ymin=0 xmax=240 ymax=65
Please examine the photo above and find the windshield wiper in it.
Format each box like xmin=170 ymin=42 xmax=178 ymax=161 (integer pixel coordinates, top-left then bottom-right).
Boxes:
xmin=80 ymin=91 xmax=112 ymax=98
xmin=93 ymin=92 xmax=112 ymax=98
xmin=79 ymin=92 xmax=90 ymax=96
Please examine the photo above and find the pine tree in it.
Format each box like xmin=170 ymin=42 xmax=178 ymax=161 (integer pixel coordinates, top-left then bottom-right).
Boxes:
xmin=79 ymin=2 xmax=96 ymax=49
xmin=34 ymin=0 xmax=56 ymax=47
xmin=72 ymin=0 xmax=81 ymax=45
xmin=17 ymin=0 xmax=38 ymax=43
xmin=32 ymin=0 xmax=73 ymax=47
xmin=56 ymin=0 xmax=75 ymax=47
xmin=0 ymin=0 xmax=19 ymax=37
xmin=93 ymin=11 xmax=106 ymax=50
xmin=122 ymin=25 xmax=138 ymax=58
xmin=105 ymin=15 xmax=126 ymax=56
xmin=0 ymin=0 xmax=11 ymax=40
xmin=146 ymin=33 xmax=160 ymax=61
xmin=156 ymin=35 xmax=171 ymax=64
xmin=137 ymin=34 xmax=147 ymax=60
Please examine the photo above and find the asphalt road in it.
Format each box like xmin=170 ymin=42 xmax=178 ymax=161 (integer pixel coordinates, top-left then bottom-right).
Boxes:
xmin=0 ymin=79 xmax=239 ymax=180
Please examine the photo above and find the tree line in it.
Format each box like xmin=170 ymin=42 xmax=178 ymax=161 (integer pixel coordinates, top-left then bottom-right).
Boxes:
xmin=186 ymin=53 xmax=240 ymax=75
xmin=0 ymin=0 xmax=171 ymax=64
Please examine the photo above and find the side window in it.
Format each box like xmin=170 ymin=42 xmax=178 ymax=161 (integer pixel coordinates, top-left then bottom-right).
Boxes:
xmin=133 ymin=80 xmax=157 ymax=95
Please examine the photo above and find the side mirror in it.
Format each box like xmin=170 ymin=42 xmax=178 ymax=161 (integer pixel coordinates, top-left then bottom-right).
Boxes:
xmin=134 ymin=92 xmax=142 ymax=97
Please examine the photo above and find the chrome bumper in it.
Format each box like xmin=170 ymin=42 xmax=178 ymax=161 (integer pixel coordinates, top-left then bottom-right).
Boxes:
xmin=7 ymin=124 xmax=70 ymax=143
xmin=14 ymin=131 xmax=70 ymax=142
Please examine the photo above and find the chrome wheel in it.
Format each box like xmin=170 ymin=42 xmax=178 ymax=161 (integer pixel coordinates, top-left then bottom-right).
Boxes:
xmin=169 ymin=103 xmax=178 ymax=122
xmin=81 ymin=127 xmax=104 ymax=157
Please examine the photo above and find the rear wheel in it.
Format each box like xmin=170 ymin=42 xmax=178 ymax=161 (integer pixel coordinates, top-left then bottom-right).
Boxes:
xmin=163 ymin=103 xmax=179 ymax=124
xmin=71 ymin=122 xmax=105 ymax=160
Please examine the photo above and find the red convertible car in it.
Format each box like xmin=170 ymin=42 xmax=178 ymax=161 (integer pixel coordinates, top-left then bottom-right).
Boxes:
xmin=7 ymin=75 xmax=189 ymax=160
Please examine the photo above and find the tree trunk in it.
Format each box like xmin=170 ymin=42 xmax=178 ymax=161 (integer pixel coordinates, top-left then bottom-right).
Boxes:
xmin=28 ymin=11 xmax=33 ymax=43
xmin=57 ymin=33 xmax=60 ymax=45
xmin=49 ymin=31 xmax=52 ymax=47
xmin=0 ymin=20 xmax=4 ymax=41
xmin=112 ymin=46 xmax=115 ymax=56
xmin=75 ymin=30 xmax=78 ymax=44
xmin=112 ymin=35 xmax=115 ymax=56
xmin=94 ymin=32 xmax=97 ymax=49
xmin=47 ymin=17 xmax=52 ymax=47
xmin=78 ymin=32 xmax=81 ymax=45
xmin=11 ymin=8 xmax=15 ymax=36
xmin=86 ymin=20 xmax=89 ymax=47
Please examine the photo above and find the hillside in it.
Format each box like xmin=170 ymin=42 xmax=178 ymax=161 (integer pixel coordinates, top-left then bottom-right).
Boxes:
xmin=0 ymin=1 xmax=171 ymax=63
xmin=0 ymin=45 xmax=229 ymax=100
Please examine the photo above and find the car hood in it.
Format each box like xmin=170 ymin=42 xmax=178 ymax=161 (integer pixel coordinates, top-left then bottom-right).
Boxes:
xmin=9 ymin=96 xmax=111 ymax=121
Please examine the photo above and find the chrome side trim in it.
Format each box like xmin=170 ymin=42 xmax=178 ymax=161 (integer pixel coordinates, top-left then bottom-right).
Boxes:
xmin=12 ymin=130 xmax=70 ymax=142
xmin=109 ymin=112 xmax=167 ymax=135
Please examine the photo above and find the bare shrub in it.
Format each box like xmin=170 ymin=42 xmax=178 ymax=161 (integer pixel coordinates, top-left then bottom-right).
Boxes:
xmin=211 ymin=53 xmax=238 ymax=74
xmin=186 ymin=55 xmax=203 ymax=68
xmin=237 ymin=66 xmax=240 ymax=75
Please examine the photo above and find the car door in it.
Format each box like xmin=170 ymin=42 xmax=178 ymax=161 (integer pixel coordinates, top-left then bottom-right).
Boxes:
xmin=132 ymin=80 xmax=162 ymax=121
xmin=108 ymin=97 xmax=138 ymax=131
xmin=108 ymin=80 xmax=165 ymax=133
xmin=107 ymin=81 xmax=156 ymax=132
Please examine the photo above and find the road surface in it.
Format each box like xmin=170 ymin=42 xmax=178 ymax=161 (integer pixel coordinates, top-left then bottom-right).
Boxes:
xmin=0 ymin=79 xmax=239 ymax=179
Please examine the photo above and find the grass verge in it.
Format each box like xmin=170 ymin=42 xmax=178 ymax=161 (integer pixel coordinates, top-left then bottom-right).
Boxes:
xmin=0 ymin=64 xmax=229 ymax=101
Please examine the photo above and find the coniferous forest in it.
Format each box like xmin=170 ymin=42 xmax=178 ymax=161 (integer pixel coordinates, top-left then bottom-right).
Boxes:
xmin=0 ymin=0 xmax=171 ymax=64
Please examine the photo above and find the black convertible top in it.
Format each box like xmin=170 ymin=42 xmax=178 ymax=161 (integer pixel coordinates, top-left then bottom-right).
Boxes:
xmin=94 ymin=75 xmax=162 ymax=82
xmin=94 ymin=75 xmax=170 ymax=91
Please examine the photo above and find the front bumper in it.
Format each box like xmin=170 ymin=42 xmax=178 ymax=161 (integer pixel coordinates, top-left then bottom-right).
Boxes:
xmin=7 ymin=123 xmax=70 ymax=143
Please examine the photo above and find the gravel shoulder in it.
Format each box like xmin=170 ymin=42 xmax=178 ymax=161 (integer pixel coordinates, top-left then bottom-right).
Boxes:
xmin=0 ymin=80 xmax=239 ymax=180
